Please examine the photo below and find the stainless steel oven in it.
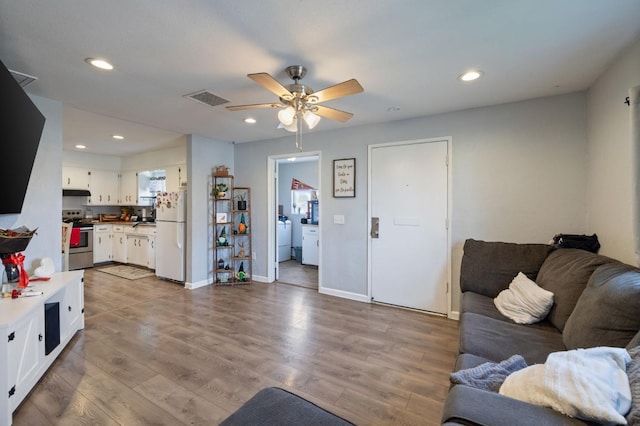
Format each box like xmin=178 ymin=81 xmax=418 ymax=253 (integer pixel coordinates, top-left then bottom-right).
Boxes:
xmin=69 ymin=225 xmax=93 ymax=270
xmin=63 ymin=210 xmax=94 ymax=270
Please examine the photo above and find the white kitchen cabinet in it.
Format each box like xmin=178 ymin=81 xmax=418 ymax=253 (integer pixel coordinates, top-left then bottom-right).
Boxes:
xmin=112 ymin=225 xmax=126 ymax=263
xmin=125 ymin=224 xmax=156 ymax=268
xmin=1 ymin=271 xmax=84 ymax=425
xmin=166 ymin=164 xmax=186 ymax=192
xmin=93 ymin=224 xmax=112 ymax=264
xmin=147 ymin=236 xmax=156 ymax=269
xmin=89 ymin=169 xmax=119 ymax=205
xmin=62 ymin=166 xmax=90 ymax=189
xmin=119 ymin=170 xmax=138 ymax=205
xmin=302 ymin=224 xmax=319 ymax=266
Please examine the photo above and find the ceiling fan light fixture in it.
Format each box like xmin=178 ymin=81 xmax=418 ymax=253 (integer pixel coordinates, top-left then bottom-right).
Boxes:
xmin=85 ymin=57 xmax=114 ymax=70
xmin=283 ymin=117 xmax=298 ymax=132
xmin=303 ymin=110 xmax=321 ymax=129
xmin=278 ymin=106 xmax=296 ymax=126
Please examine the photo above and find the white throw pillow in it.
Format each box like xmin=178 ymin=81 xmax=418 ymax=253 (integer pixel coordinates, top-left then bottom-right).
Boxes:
xmin=494 ymin=272 xmax=554 ymax=324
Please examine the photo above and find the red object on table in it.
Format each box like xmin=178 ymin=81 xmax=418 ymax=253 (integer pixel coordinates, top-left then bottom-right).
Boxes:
xmin=70 ymin=227 xmax=81 ymax=247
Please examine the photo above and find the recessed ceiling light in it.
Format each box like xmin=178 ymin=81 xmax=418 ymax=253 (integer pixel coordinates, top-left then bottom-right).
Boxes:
xmin=244 ymin=117 xmax=257 ymax=124
xmin=112 ymin=135 xmax=124 ymax=140
xmin=75 ymin=144 xmax=86 ymax=149
xmin=85 ymin=58 xmax=114 ymax=70
xmin=458 ymin=70 xmax=483 ymax=82
xmin=287 ymin=157 xmax=296 ymax=162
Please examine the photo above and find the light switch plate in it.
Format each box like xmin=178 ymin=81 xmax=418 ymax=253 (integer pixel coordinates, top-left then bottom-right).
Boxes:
xmin=333 ymin=214 xmax=345 ymax=224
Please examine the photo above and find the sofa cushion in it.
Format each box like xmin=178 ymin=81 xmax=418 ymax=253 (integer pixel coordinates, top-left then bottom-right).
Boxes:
xmin=460 ymin=239 xmax=554 ymax=298
xmin=563 ymin=262 xmax=640 ymax=350
xmin=536 ymin=248 xmax=617 ymax=332
xmin=459 ymin=312 xmax=565 ymax=364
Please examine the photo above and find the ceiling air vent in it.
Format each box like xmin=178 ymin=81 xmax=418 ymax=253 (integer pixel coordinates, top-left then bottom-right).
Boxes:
xmin=184 ymin=90 xmax=229 ymax=108
xmin=10 ymin=69 xmax=38 ymax=87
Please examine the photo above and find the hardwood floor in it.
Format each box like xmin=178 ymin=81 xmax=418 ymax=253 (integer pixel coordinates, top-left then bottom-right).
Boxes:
xmin=277 ymin=259 xmax=318 ymax=289
xmin=12 ymin=268 xmax=459 ymax=425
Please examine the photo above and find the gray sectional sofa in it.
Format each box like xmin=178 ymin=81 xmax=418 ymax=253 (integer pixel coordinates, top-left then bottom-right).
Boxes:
xmin=441 ymin=239 xmax=640 ymax=426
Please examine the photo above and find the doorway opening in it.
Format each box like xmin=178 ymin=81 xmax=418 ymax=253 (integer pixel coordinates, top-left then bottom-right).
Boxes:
xmin=268 ymin=152 xmax=321 ymax=290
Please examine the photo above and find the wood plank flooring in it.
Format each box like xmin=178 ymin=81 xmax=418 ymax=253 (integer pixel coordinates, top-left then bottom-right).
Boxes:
xmin=278 ymin=259 xmax=318 ymax=289
xmin=12 ymin=268 xmax=459 ymax=425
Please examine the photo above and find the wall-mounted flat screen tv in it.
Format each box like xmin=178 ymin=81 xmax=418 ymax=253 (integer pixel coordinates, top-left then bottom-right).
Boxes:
xmin=0 ymin=59 xmax=45 ymax=214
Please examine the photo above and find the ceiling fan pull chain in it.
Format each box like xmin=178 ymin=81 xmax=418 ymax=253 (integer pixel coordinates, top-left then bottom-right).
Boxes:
xmin=296 ymin=112 xmax=303 ymax=151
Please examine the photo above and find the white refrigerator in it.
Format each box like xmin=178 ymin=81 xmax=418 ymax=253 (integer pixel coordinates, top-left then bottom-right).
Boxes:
xmin=155 ymin=189 xmax=186 ymax=282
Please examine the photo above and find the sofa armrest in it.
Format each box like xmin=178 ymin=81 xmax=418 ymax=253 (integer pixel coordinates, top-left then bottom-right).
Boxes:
xmin=441 ymin=385 xmax=588 ymax=426
xmin=460 ymin=239 xmax=554 ymax=298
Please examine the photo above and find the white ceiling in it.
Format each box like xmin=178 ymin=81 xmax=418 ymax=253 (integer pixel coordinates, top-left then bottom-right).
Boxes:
xmin=1 ymin=0 xmax=639 ymax=157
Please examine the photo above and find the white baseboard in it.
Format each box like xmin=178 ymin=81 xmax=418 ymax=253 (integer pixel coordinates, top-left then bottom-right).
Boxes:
xmin=448 ymin=310 xmax=460 ymax=321
xmin=319 ymin=286 xmax=370 ymax=303
xmin=252 ymin=274 xmax=269 ymax=283
xmin=185 ymin=278 xmax=212 ymax=290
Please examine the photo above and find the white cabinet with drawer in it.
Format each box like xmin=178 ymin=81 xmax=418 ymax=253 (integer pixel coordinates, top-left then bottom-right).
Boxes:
xmin=93 ymin=224 xmax=112 ymax=264
xmin=112 ymin=225 xmax=126 ymax=263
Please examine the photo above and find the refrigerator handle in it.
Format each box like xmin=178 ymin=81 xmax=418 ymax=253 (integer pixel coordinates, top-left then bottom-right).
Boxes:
xmin=177 ymin=222 xmax=184 ymax=249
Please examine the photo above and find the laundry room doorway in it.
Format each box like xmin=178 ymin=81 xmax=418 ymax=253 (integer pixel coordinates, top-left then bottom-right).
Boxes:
xmin=268 ymin=152 xmax=320 ymax=289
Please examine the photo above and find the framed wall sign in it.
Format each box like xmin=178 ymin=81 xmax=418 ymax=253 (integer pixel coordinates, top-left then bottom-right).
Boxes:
xmin=333 ymin=158 xmax=356 ymax=198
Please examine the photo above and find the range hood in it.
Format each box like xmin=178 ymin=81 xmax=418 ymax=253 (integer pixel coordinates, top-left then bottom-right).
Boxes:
xmin=62 ymin=189 xmax=91 ymax=197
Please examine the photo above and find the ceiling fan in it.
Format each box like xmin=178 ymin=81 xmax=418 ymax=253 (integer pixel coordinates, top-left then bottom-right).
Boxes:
xmin=226 ymin=65 xmax=364 ymax=150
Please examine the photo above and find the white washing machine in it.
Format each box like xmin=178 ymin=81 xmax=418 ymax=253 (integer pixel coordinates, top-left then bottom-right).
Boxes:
xmin=277 ymin=220 xmax=292 ymax=262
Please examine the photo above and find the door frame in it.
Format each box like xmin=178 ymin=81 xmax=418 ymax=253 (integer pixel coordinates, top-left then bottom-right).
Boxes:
xmin=267 ymin=151 xmax=322 ymax=286
xmin=367 ymin=137 xmax=453 ymax=317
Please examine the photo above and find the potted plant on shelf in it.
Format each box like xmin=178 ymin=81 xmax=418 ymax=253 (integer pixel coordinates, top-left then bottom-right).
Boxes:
xmin=235 ymin=193 xmax=247 ymax=210
xmin=212 ymin=183 xmax=228 ymax=199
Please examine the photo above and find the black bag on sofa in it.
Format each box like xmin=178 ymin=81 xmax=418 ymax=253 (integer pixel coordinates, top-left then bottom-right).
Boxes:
xmin=552 ymin=233 xmax=600 ymax=253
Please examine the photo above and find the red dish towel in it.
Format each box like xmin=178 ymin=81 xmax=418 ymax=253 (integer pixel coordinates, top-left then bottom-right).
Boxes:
xmin=70 ymin=228 xmax=81 ymax=247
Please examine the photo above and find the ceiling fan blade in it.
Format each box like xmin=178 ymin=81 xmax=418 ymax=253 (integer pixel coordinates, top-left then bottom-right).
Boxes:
xmin=248 ymin=72 xmax=293 ymax=99
xmin=225 ymin=103 xmax=282 ymax=111
xmin=308 ymin=79 xmax=363 ymax=103
xmin=313 ymin=105 xmax=354 ymax=123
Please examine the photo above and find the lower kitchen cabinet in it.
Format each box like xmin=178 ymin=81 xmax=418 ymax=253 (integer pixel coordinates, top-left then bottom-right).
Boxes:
xmin=112 ymin=225 xmax=126 ymax=263
xmin=93 ymin=224 xmax=112 ymax=264
xmin=124 ymin=224 xmax=156 ymax=269
xmin=0 ymin=271 xmax=84 ymax=425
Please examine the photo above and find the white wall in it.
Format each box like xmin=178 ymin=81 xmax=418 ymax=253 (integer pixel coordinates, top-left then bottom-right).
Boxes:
xmin=185 ymin=134 xmax=234 ymax=288
xmin=586 ymin=37 xmax=640 ymax=265
xmin=0 ymin=95 xmax=63 ymax=273
xmin=121 ymin=146 xmax=186 ymax=171
xmin=234 ymin=92 xmax=588 ymax=311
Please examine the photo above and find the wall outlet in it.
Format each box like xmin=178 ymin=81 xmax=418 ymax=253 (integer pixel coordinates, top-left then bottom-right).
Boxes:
xmin=252 ymin=252 xmax=256 ymax=260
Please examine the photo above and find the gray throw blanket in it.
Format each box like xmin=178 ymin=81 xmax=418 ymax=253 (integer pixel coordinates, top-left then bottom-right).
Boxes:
xmin=450 ymin=354 xmax=528 ymax=392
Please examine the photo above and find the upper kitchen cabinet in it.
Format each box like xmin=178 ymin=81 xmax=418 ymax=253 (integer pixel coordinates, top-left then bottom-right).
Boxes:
xmin=165 ymin=164 xmax=187 ymax=192
xmin=62 ymin=166 xmax=90 ymax=189
xmin=120 ymin=170 xmax=138 ymax=205
xmin=88 ymin=169 xmax=119 ymax=206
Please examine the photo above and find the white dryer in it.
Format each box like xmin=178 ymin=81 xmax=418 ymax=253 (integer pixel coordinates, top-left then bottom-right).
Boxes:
xmin=277 ymin=220 xmax=292 ymax=262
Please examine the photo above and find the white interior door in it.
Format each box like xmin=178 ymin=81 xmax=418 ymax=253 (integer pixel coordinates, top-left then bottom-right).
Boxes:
xmin=369 ymin=139 xmax=449 ymax=314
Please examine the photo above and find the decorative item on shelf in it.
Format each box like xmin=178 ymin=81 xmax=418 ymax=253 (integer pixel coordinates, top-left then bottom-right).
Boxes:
xmin=238 ymin=213 xmax=247 ymax=234
xmin=235 ymin=193 xmax=247 ymax=210
xmin=212 ymin=183 xmax=228 ymax=199
xmin=217 ymin=226 xmax=228 ymax=246
xmin=238 ymin=242 xmax=246 ymax=258
xmin=236 ymin=261 xmax=247 ymax=282
xmin=214 ymin=165 xmax=230 ymax=176
xmin=217 ymin=258 xmax=224 ymax=270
